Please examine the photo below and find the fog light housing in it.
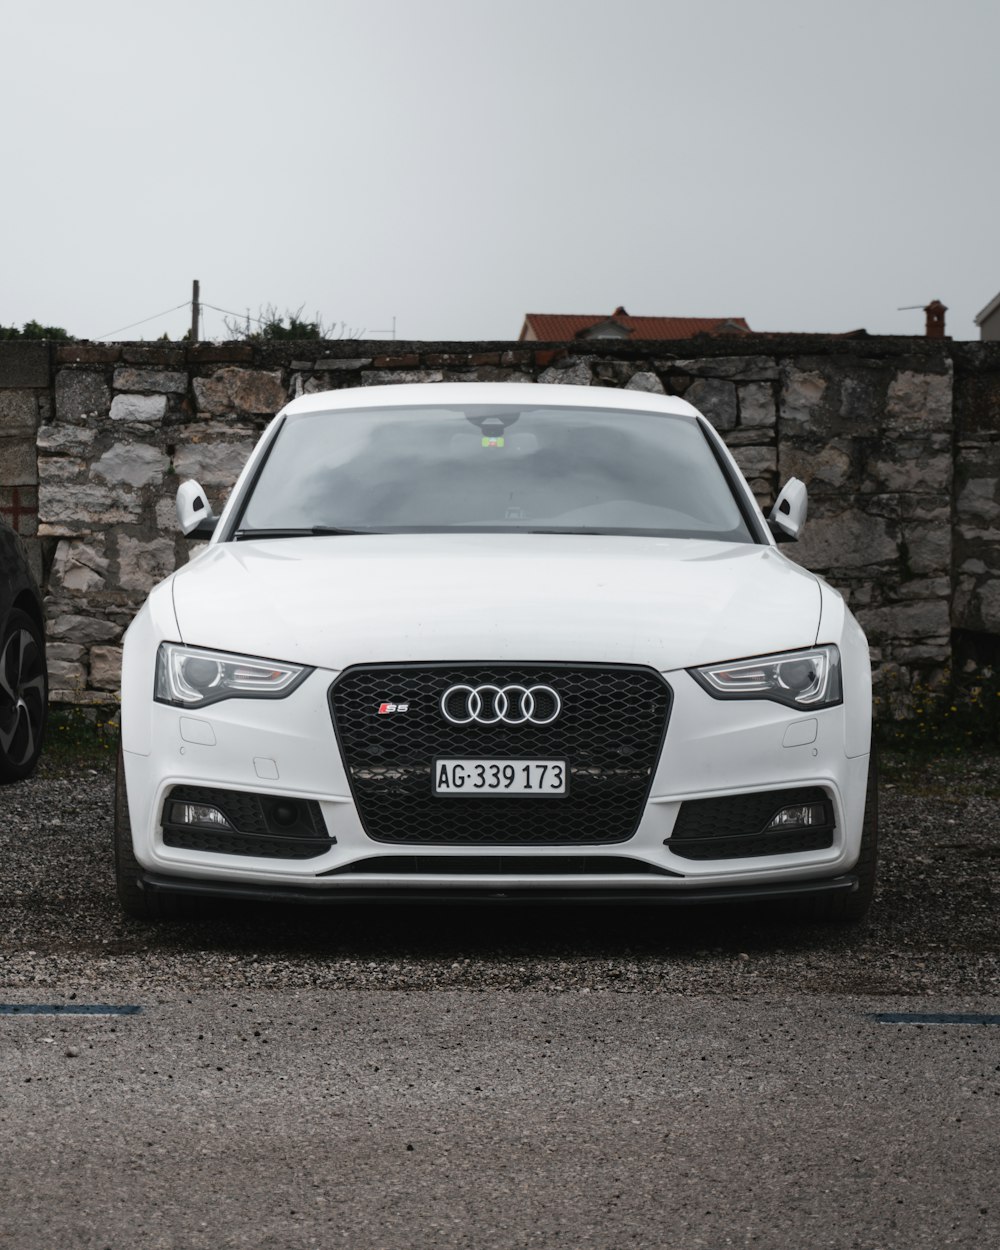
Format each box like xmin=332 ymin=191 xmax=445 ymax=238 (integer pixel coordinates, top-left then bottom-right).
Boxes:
xmin=169 ymin=801 xmax=233 ymax=829
xmin=766 ymin=802 xmax=827 ymax=831
xmin=270 ymin=801 xmax=299 ymax=828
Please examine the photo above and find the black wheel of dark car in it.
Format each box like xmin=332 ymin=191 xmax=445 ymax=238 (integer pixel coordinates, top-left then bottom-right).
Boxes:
xmin=114 ymin=744 xmax=189 ymax=920
xmin=794 ymin=750 xmax=878 ymax=924
xmin=0 ymin=608 xmax=47 ymax=784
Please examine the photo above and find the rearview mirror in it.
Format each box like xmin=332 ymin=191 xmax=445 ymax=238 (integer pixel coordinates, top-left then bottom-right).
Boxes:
xmin=176 ymin=479 xmax=218 ymax=537
xmin=768 ymin=477 xmax=808 ymax=542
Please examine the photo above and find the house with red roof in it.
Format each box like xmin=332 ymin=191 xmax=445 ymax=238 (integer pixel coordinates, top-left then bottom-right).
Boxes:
xmin=518 ymin=306 xmax=752 ymax=342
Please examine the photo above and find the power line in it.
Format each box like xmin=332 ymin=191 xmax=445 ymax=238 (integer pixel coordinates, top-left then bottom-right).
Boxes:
xmin=95 ymin=297 xmax=272 ymax=342
xmin=201 ymin=302 xmax=374 ymax=339
xmin=95 ymin=302 xmax=189 ymax=340
xmin=96 ymin=293 xmax=387 ymax=342
xmin=200 ymin=301 xmax=272 ymax=327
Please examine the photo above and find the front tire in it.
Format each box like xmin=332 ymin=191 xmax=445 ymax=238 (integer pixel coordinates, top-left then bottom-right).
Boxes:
xmin=794 ymin=750 xmax=878 ymax=924
xmin=114 ymin=745 xmax=188 ymax=920
xmin=0 ymin=608 xmax=48 ymax=784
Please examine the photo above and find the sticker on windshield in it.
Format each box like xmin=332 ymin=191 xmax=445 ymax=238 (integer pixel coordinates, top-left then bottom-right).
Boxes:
xmin=481 ymin=436 xmax=505 ymax=448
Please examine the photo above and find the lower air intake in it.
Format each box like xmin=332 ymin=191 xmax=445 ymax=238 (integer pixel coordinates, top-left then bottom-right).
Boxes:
xmin=162 ymin=785 xmax=332 ymax=860
xmin=668 ymin=787 xmax=835 ymax=860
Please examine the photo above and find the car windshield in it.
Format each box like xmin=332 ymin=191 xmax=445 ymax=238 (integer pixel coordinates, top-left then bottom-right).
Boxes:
xmin=236 ymin=403 xmax=756 ymax=542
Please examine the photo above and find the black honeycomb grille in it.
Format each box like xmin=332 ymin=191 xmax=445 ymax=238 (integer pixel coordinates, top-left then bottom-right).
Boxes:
xmin=669 ymin=787 xmax=834 ymax=860
xmin=329 ymin=664 xmax=672 ymax=846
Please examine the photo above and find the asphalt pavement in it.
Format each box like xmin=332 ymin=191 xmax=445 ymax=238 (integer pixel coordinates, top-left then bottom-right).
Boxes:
xmin=1 ymin=749 xmax=998 ymax=1248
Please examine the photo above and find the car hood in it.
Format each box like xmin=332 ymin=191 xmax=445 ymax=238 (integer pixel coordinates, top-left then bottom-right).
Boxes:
xmin=170 ymin=533 xmax=821 ymax=673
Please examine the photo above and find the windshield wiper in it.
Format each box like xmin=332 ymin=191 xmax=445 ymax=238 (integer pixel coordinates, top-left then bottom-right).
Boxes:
xmin=233 ymin=526 xmax=370 ymax=540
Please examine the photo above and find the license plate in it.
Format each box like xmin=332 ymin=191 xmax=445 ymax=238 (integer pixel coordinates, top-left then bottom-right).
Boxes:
xmin=433 ymin=759 xmax=568 ymax=796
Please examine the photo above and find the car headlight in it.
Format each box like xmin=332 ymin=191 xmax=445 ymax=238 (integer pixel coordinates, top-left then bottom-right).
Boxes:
xmin=689 ymin=645 xmax=842 ymax=710
xmin=154 ymin=643 xmax=312 ymax=708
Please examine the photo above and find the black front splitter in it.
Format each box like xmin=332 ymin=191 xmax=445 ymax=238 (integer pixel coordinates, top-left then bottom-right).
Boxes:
xmin=136 ymin=869 xmax=859 ymax=907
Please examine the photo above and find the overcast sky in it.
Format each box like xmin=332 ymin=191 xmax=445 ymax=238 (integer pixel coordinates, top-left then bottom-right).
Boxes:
xmin=2 ymin=0 xmax=997 ymax=343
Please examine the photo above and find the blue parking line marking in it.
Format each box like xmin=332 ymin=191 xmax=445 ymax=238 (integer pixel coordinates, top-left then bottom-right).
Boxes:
xmin=0 ymin=1004 xmax=142 ymax=1016
xmin=869 ymin=1012 xmax=1000 ymax=1026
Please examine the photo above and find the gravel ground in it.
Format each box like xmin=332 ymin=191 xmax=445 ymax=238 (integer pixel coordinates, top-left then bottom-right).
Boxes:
xmin=1 ymin=748 xmax=998 ymax=998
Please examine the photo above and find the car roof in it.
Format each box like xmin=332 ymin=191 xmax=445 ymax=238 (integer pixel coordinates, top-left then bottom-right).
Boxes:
xmin=279 ymin=381 xmax=702 ymax=421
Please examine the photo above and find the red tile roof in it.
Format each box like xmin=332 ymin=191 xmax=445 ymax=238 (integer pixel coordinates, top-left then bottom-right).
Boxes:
xmin=520 ymin=308 xmax=752 ymax=342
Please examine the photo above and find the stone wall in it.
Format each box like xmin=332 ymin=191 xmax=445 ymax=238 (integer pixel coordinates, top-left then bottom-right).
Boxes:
xmin=952 ymin=343 xmax=1000 ymax=641
xmin=2 ymin=335 xmax=1000 ymax=714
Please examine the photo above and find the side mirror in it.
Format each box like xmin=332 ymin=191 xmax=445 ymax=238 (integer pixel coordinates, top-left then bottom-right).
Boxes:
xmin=176 ymin=479 xmax=218 ymax=538
xmin=768 ymin=477 xmax=808 ymax=542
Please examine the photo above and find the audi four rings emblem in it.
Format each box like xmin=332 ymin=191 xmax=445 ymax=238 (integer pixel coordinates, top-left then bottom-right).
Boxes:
xmin=440 ymin=684 xmax=561 ymax=726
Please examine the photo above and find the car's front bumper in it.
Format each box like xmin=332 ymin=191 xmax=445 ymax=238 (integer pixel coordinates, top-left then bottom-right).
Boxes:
xmin=122 ymin=665 xmax=871 ymax=900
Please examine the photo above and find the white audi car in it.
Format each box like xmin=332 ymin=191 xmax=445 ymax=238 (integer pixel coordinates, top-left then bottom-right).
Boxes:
xmin=117 ymin=383 xmax=875 ymax=921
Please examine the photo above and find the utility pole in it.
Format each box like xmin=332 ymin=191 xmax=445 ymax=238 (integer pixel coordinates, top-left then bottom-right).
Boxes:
xmin=191 ymin=279 xmax=200 ymax=342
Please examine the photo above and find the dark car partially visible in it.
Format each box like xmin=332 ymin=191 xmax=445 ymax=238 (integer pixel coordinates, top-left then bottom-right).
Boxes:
xmin=0 ymin=519 xmax=47 ymax=782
